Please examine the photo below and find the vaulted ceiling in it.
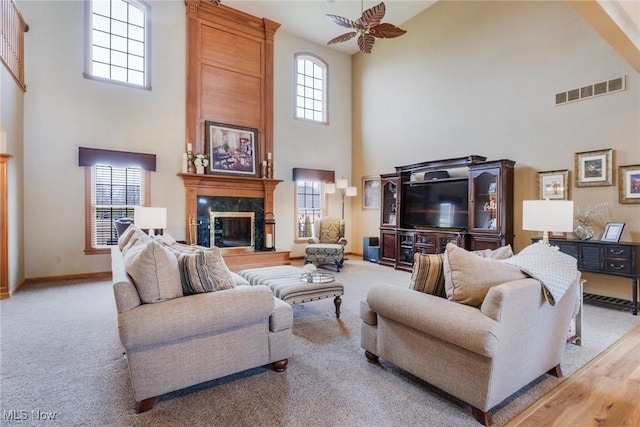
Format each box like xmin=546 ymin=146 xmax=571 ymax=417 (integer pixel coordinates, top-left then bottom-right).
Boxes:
xmin=224 ymin=0 xmax=640 ymax=72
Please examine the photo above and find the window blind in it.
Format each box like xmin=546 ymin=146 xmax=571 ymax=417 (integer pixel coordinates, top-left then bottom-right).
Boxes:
xmin=92 ymin=165 xmax=145 ymax=247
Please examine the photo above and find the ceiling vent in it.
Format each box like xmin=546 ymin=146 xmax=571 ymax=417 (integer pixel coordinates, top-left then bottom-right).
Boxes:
xmin=555 ymin=76 xmax=626 ymax=106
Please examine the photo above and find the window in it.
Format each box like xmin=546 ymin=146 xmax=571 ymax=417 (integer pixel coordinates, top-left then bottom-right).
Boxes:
xmin=292 ymin=168 xmax=335 ymax=242
xmin=84 ymin=165 xmax=149 ymax=253
xmin=295 ymin=53 xmax=327 ymax=123
xmin=85 ymin=0 xmax=151 ymax=89
xmin=296 ymin=180 xmax=323 ymax=239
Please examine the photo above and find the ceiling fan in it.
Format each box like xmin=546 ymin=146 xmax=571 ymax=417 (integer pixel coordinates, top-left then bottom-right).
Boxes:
xmin=326 ymin=1 xmax=407 ymax=54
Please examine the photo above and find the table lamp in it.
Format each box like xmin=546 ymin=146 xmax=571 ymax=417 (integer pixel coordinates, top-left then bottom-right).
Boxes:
xmin=134 ymin=207 xmax=167 ymax=236
xmin=522 ymin=200 xmax=574 ymax=245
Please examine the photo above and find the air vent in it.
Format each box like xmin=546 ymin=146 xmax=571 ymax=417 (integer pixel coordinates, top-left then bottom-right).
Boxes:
xmin=555 ymin=76 xmax=626 ymax=106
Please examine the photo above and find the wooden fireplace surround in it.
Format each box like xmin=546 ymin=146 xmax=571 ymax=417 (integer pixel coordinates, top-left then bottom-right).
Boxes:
xmin=180 ymin=3 xmax=288 ymax=270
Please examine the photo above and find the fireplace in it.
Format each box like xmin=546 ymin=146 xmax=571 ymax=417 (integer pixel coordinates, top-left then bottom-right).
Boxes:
xmin=195 ymin=196 xmax=264 ymax=249
xmin=179 ymin=173 xmax=289 ymax=269
xmin=210 ymin=212 xmax=255 ymax=252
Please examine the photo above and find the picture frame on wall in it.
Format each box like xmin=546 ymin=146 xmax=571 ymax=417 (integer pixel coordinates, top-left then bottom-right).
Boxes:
xmin=205 ymin=121 xmax=259 ymax=177
xmin=618 ymin=164 xmax=640 ymax=204
xmin=574 ymin=148 xmax=613 ymax=187
xmin=537 ymin=170 xmax=569 ymax=200
xmin=601 ymin=222 xmax=625 ymax=243
xmin=362 ymin=175 xmax=381 ymax=209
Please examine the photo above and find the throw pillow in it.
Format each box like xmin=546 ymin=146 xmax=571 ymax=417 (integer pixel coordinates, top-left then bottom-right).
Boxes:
xmin=443 ymin=243 xmax=526 ymax=307
xmin=120 ymin=227 xmax=152 ymax=255
xmin=122 ymin=240 xmax=183 ymax=303
xmin=410 ymin=253 xmax=446 ymax=298
xmin=118 ymin=224 xmax=144 ymax=251
xmin=178 ymin=246 xmax=236 ymax=295
xmin=472 ymin=245 xmax=514 ymax=260
xmin=154 ymin=233 xmax=176 ymax=246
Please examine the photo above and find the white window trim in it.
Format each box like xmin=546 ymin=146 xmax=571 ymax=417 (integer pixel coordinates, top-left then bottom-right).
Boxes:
xmin=294 ymin=52 xmax=328 ymax=125
xmin=83 ymin=0 xmax=152 ymax=90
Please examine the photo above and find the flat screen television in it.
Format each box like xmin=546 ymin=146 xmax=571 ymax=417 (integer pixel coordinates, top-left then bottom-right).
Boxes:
xmin=402 ymin=179 xmax=469 ymax=229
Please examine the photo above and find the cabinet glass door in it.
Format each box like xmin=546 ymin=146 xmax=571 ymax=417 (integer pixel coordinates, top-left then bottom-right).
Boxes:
xmin=381 ymin=180 xmax=398 ymax=226
xmin=472 ymin=170 xmax=499 ymax=231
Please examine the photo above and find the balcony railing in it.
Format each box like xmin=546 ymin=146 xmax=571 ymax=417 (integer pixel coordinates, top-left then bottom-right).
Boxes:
xmin=1 ymin=0 xmax=28 ymax=91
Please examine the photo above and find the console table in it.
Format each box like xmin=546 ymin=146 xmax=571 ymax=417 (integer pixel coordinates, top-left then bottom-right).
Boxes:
xmin=532 ymin=238 xmax=640 ymax=315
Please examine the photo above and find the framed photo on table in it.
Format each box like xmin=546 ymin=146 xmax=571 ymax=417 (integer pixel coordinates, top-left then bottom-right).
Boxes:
xmin=601 ymin=222 xmax=625 ymax=243
xmin=618 ymin=164 xmax=640 ymax=204
xmin=574 ymin=148 xmax=613 ymax=187
xmin=205 ymin=121 xmax=259 ymax=177
xmin=362 ymin=176 xmax=381 ymax=209
xmin=537 ymin=170 xmax=569 ymax=200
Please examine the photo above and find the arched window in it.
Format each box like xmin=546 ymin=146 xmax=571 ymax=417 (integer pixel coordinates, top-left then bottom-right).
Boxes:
xmin=85 ymin=0 xmax=151 ymax=90
xmin=294 ymin=53 xmax=327 ymax=124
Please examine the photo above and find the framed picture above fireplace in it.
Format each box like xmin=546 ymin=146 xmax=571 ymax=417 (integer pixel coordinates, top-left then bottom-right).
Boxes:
xmin=205 ymin=121 xmax=259 ymax=177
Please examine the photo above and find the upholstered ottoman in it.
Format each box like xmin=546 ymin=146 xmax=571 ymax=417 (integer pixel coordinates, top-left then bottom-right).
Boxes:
xmin=238 ymin=266 xmax=344 ymax=318
xmin=305 ymin=243 xmax=345 ymax=271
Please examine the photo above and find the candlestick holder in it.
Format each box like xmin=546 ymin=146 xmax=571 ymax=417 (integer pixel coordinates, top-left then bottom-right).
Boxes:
xmin=187 ymin=151 xmax=196 ymax=174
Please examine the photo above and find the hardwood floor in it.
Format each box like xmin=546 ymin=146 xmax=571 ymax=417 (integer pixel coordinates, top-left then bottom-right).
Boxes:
xmin=506 ymin=325 xmax=640 ymax=426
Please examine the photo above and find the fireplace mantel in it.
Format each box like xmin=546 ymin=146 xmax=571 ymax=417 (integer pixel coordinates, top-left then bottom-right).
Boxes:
xmin=179 ymin=173 xmax=288 ymax=270
xmin=179 ymin=172 xmax=282 ymax=240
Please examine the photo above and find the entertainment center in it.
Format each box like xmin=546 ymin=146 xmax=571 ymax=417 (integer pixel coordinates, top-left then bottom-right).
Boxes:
xmin=379 ymin=155 xmax=515 ymax=271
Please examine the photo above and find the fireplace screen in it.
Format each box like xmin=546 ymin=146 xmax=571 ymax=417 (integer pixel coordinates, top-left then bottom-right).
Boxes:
xmin=210 ymin=212 xmax=255 ymax=252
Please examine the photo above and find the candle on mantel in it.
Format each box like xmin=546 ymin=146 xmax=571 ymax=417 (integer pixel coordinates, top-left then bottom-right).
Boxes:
xmin=0 ymin=129 xmax=6 ymax=153
xmin=187 ymin=143 xmax=193 ymax=152
xmin=266 ymin=233 xmax=273 ymax=249
xmin=267 ymin=152 xmax=272 ymax=160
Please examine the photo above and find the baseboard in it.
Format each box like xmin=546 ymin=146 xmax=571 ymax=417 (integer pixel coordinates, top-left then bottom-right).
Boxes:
xmin=22 ymin=271 xmax=112 ymax=285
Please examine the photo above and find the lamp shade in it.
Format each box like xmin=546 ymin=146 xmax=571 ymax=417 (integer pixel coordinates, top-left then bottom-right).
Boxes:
xmin=325 ymin=183 xmax=336 ymax=194
xmin=134 ymin=207 xmax=167 ymax=229
xmin=522 ymin=200 xmax=574 ymax=232
xmin=345 ymin=186 xmax=357 ymax=197
xmin=336 ymin=178 xmax=348 ymax=189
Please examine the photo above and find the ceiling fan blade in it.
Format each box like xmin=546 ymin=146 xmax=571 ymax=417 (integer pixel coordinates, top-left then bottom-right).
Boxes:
xmin=327 ymin=32 xmax=358 ymax=46
xmin=358 ymin=34 xmax=376 ymax=54
xmin=326 ymin=14 xmax=358 ymax=29
xmin=371 ymin=23 xmax=407 ymax=39
xmin=360 ymin=2 xmax=386 ymax=27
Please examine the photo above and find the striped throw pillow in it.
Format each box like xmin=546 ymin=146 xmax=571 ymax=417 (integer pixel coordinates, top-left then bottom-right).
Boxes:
xmin=410 ymin=253 xmax=446 ymax=298
xmin=177 ymin=247 xmax=236 ymax=295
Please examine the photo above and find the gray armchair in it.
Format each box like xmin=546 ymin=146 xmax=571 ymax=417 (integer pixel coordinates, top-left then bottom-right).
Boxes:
xmin=304 ymin=217 xmax=347 ymax=271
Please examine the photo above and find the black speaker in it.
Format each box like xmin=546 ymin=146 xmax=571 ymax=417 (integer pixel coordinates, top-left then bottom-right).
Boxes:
xmin=423 ymin=170 xmax=450 ymax=180
xmin=363 ymin=237 xmax=380 ymax=263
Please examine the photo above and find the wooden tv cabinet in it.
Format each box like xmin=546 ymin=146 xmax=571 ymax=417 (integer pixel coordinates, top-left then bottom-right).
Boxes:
xmin=379 ymin=156 xmax=515 ymax=271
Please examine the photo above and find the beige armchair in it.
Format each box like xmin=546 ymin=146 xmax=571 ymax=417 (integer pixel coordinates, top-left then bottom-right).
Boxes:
xmin=361 ymin=276 xmax=579 ymax=425
xmin=305 ymin=217 xmax=347 ymax=271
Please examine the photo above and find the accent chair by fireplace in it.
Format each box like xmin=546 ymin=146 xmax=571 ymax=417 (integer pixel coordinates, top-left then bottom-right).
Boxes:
xmin=305 ymin=217 xmax=347 ymax=271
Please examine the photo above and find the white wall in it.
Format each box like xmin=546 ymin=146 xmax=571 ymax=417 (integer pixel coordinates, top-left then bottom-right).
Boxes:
xmin=271 ymin=32 xmax=352 ymax=258
xmin=18 ymin=0 xmax=353 ymax=276
xmin=20 ymin=0 xmax=186 ymax=277
xmin=351 ymin=1 xmax=640 ymax=298
xmin=1 ymin=64 xmax=25 ymax=292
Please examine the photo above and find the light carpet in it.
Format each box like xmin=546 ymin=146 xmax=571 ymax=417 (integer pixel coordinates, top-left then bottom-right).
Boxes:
xmin=1 ymin=259 xmax=639 ymax=427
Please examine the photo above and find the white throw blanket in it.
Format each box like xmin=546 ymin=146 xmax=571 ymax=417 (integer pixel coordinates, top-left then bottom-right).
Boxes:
xmin=501 ymin=243 xmax=579 ymax=305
